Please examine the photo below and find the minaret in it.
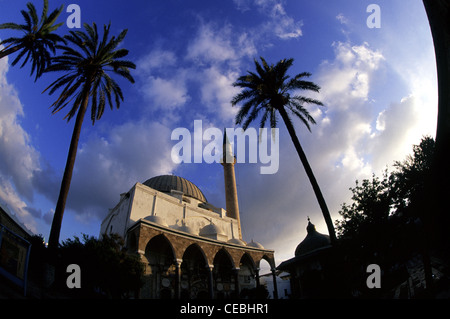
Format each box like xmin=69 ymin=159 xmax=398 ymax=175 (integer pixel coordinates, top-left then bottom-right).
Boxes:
xmin=221 ymin=130 xmax=242 ymax=239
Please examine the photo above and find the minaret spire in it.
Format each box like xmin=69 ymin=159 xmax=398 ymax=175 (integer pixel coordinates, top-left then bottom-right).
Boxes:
xmin=222 ymin=129 xmax=242 ymax=239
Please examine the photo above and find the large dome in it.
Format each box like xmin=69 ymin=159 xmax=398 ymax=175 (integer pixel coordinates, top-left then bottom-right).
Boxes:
xmin=143 ymin=175 xmax=207 ymax=203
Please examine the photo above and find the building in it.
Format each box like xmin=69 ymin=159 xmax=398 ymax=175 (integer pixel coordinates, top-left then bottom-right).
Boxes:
xmin=0 ymin=202 xmax=33 ymax=296
xmin=277 ymin=218 xmax=334 ymax=298
xmin=0 ymin=202 xmax=33 ymax=241
xmin=260 ymin=271 xmax=291 ymax=299
xmin=100 ymin=135 xmax=277 ymax=299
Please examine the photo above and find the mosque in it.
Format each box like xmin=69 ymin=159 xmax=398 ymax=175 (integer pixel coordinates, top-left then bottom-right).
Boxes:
xmin=100 ymin=134 xmax=277 ymax=299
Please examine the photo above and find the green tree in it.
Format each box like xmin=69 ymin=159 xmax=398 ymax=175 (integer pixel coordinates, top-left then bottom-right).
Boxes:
xmin=231 ymin=57 xmax=336 ymax=243
xmin=391 ymin=136 xmax=435 ymax=219
xmin=337 ymin=137 xmax=435 ymax=238
xmin=336 ymin=137 xmax=437 ymax=296
xmin=44 ymin=22 xmax=136 ymax=250
xmin=59 ymin=234 xmax=144 ymax=298
xmin=336 ymin=170 xmax=392 ymax=241
xmin=0 ymin=0 xmax=65 ymax=80
xmin=391 ymin=136 xmax=436 ymax=294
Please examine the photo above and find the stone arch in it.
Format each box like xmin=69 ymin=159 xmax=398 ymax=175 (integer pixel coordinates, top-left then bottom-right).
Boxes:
xmin=258 ymin=253 xmax=276 ymax=270
xmin=182 ymin=243 xmax=208 ymax=264
xmin=213 ymin=248 xmax=236 ymax=298
xmin=180 ymin=244 xmax=209 ymax=299
xmin=238 ymin=253 xmax=257 ymax=294
xmin=144 ymin=234 xmax=176 ymax=265
xmin=143 ymin=234 xmax=177 ymax=299
xmin=240 ymin=252 xmax=256 ymax=270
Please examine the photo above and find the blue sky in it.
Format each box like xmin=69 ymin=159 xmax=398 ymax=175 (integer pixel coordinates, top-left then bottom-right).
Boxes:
xmin=0 ymin=0 xmax=438 ymax=265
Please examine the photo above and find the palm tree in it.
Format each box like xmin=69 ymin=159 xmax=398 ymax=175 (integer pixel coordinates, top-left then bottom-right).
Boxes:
xmin=0 ymin=0 xmax=65 ymax=80
xmin=231 ymin=57 xmax=337 ymax=243
xmin=44 ymin=22 xmax=136 ymax=250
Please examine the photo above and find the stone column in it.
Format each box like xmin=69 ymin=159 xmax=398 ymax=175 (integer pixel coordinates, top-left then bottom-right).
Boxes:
xmin=206 ymin=264 xmax=214 ymax=299
xmin=174 ymin=259 xmax=183 ymax=299
xmin=255 ymin=267 xmax=261 ymax=288
xmin=233 ymin=268 xmax=240 ymax=297
xmin=271 ymin=268 xmax=278 ymax=299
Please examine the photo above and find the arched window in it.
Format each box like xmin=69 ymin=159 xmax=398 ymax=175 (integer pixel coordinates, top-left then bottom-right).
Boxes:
xmin=213 ymin=249 xmax=235 ymax=298
xmin=180 ymin=244 xmax=208 ymax=299
xmin=144 ymin=234 xmax=176 ymax=299
xmin=239 ymin=253 xmax=257 ymax=297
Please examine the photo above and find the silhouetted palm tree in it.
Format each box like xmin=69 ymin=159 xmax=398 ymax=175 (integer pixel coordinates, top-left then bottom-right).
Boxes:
xmin=44 ymin=22 xmax=136 ymax=249
xmin=231 ymin=57 xmax=337 ymax=243
xmin=0 ymin=0 xmax=65 ymax=80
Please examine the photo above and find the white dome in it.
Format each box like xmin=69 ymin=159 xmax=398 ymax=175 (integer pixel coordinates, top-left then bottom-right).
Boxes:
xmin=144 ymin=215 xmax=168 ymax=227
xmin=227 ymin=238 xmax=246 ymax=246
xmin=199 ymin=223 xmax=224 ymax=237
xmin=247 ymin=240 xmax=264 ymax=249
xmin=177 ymin=224 xmax=197 ymax=235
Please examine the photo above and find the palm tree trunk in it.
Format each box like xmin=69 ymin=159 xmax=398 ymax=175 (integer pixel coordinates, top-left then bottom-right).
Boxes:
xmin=48 ymin=86 xmax=90 ymax=250
xmin=0 ymin=44 xmax=22 ymax=60
xmin=278 ymin=107 xmax=337 ymax=244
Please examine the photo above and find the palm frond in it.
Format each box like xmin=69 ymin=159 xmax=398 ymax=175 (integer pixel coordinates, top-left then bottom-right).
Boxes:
xmin=0 ymin=23 xmax=25 ymax=31
xmin=11 ymin=47 xmax=28 ymax=66
xmin=231 ymin=56 xmax=323 ymax=134
xmin=20 ymin=10 xmax=32 ymax=29
xmin=40 ymin=0 xmax=49 ymax=26
xmin=0 ymin=0 xmax=65 ymax=79
xmin=44 ymin=22 xmax=134 ymax=123
xmin=269 ymin=107 xmax=278 ymax=129
xmin=43 ymin=4 xmax=63 ymax=29
xmin=25 ymin=3 xmax=38 ymax=28
xmin=0 ymin=37 xmax=22 ymax=48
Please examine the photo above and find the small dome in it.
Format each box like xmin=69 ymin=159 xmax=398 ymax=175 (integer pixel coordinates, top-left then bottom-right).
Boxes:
xmin=144 ymin=215 xmax=168 ymax=227
xmin=143 ymin=175 xmax=207 ymax=203
xmin=177 ymin=224 xmax=197 ymax=235
xmin=247 ymin=240 xmax=264 ymax=249
xmin=199 ymin=223 xmax=225 ymax=237
xmin=295 ymin=220 xmax=331 ymax=257
xmin=228 ymin=238 xmax=246 ymax=246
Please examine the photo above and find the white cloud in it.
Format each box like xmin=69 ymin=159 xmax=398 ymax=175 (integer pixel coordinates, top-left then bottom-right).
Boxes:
xmin=141 ymin=75 xmax=190 ymax=110
xmin=137 ymin=49 xmax=191 ymax=120
xmin=186 ymin=23 xmax=238 ymax=63
xmin=368 ymin=95 xmax=422 ymax=171
xmin=318 ymin=41 xmax=384 ymax=107
xmin=186 ymin=22 xmax=256 ymax=65
xmin=269 ymin=3 xmax=303 ymax=39
xmin=63 ymin=120 xmax=178 ymax=222
xmin=240 ymin=0 xmax=303 ymax=40
xmin=336 ymin=13 xmax=349 ymax=25
xmin=0 ymin=59 xmax=40 ymax=201
xmin=137 ymin=22 xmax=256 ymax=126
xmin=0 ymin=176 xmax=37 ymax=234
xmin=0 ymin=55 xmax=42 ymax=233
xmin=137 ymin=49 xmax=177 ymax=73
xmin=199 ymin=66 xmax=240 ymax=120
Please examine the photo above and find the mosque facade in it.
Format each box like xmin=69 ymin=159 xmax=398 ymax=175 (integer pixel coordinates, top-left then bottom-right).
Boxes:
xmin=100 ymin=136 xmax=277 ymax=299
